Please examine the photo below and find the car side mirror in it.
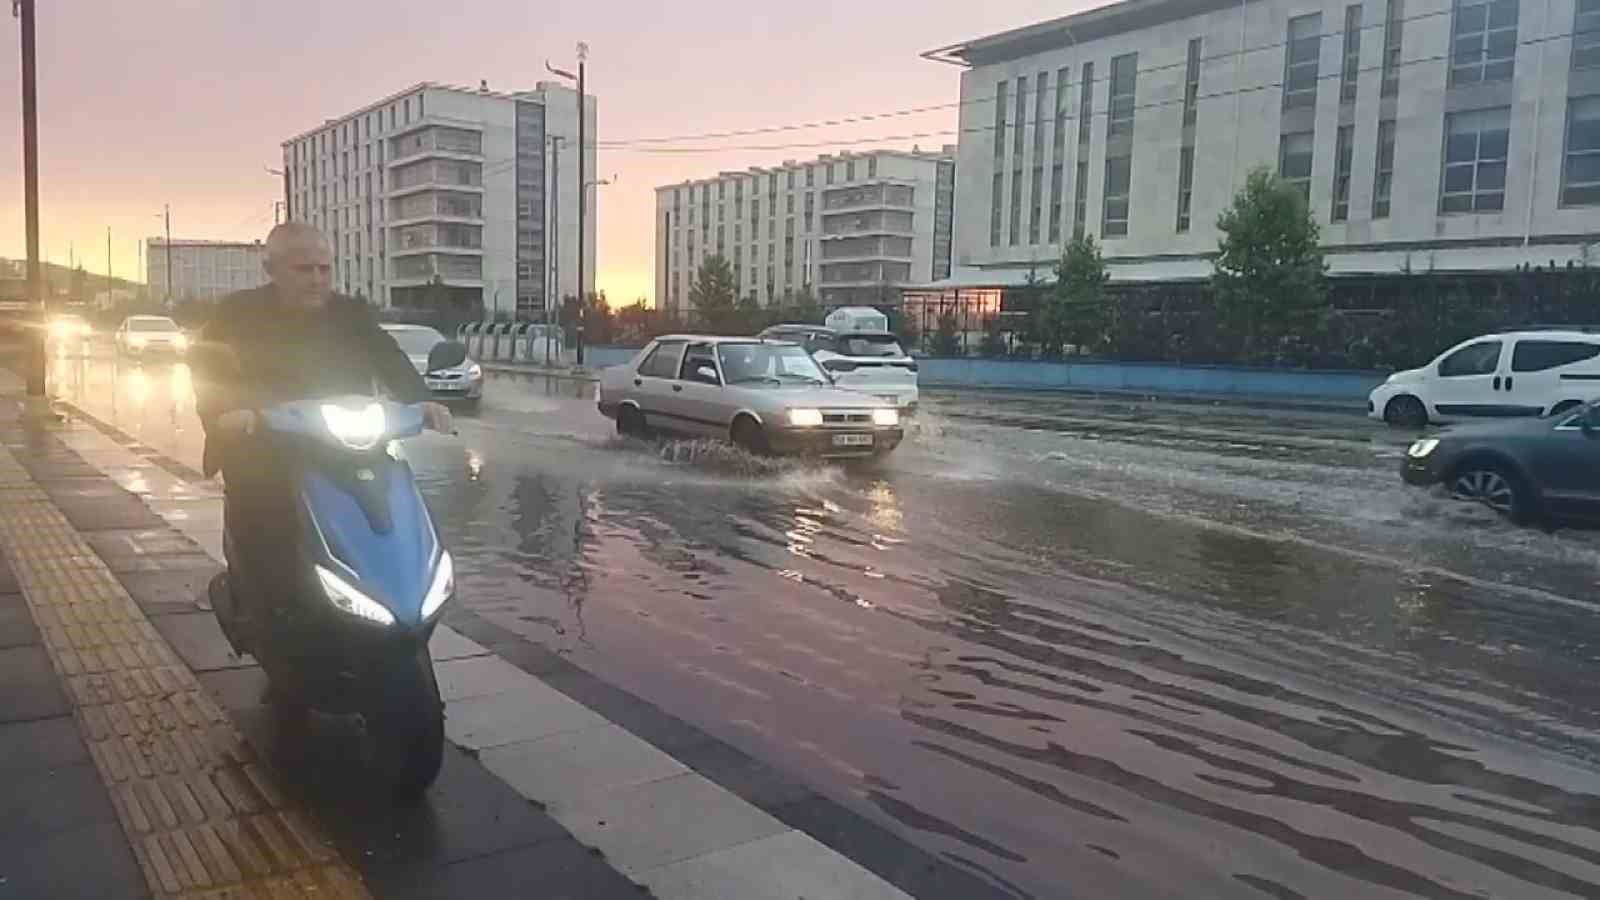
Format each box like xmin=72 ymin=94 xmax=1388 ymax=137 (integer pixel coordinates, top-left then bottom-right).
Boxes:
xmin=696 ymin=365 xmax=719 ymax=384
xmin=427 ymin=340 xmax=468 ymax=373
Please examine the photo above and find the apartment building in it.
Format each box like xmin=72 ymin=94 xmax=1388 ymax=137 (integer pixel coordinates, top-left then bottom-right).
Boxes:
xmin=654 ymin=147 xmax=956 ymax=316
xmin=282 ymin=81 xmax=596 ymax=319
xmin=145 ymin=240 xmax=269 ymax=304
xmin=924 ymin=0 xmax=1600 ymax=286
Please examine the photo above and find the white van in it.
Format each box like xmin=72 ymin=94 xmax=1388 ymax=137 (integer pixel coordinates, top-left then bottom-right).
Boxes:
xmin=1369 ymin=329 xmax=1600 ymax=427
xmin=758 ymin=322 xmax=920 ymax=411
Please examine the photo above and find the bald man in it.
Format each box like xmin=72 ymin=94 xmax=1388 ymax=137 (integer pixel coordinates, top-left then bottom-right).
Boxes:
xmin=190 ymin=224 xmax=451 ymax=642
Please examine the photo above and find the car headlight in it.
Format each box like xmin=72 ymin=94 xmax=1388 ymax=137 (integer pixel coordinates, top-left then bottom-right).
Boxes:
xmin=421 ymin=551 xmax=454 ymax=619
xmin=316 ymin=565 xmax=396 ymax=626
xmin=466 ymin=363 xmax=482 ymax=380
xmin=321 ymin=401 xmax=387 ymax=450
xmin=49 ymin=321 xmax=73 ymax=338
xmin=788 ymin=408 xmax=824 ymax=427
xmin=129 ymin=335 xmax=146 ymax=347
xmin=872 ymin=408 xmax=900 ymax=427
xmin=1407 ymin=438 xmax=1439 ymax=458
xmin=173 ymin=334 xmax=189 ymax=350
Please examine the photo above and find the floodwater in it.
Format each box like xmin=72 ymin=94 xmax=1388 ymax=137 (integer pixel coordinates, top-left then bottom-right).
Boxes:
xmin=41 ymin=345 xmax=1600 ymax=899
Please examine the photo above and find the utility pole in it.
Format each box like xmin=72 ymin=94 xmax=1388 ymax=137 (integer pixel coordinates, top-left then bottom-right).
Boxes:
xmin=163 ymin=204 xmax=172 ymax=306
xmin=16 ymin=0 xmax=42 ymax=395
xmin=106 ymin=226 xmax=112 ymax=309
xmin=575 ymin=42 xmax=587 ymax=366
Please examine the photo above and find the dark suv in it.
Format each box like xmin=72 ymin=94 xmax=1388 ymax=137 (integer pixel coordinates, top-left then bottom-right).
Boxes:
xmin=1401 ymin=402 xmax=1600 ymax=523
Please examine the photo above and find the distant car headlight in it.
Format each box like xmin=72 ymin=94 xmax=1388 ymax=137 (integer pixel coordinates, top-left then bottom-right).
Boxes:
xmin=872 ymin=408 xmax=900 ymax=427
xmin=173 ymin=334 xmax=189 ymax=351
xmin=466 ymin=363 xmax=482 ymax=380
xmin=321 ymin=401 xmax=387 ymax=450
xmin=129 ymin=335 xmax=146 ymax=347
xmin=421 ymin=551 xmax=454 ymax=619
xmin=788 ymin=408 xmax=824 ymax=427
xmin=315 ymin=565 xmax=396 ymax=626
xmin=1407 ymin=438 xmax=1439 ymax=458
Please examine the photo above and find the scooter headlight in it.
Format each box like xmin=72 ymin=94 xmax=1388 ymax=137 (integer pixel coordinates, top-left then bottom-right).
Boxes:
xmin=421 ymin=550 xmax=454 ymax=619
xmin=315 ymin=565 xmax=396 ymax=626
xmin=321 ymin=402 xmax=387 ymax=451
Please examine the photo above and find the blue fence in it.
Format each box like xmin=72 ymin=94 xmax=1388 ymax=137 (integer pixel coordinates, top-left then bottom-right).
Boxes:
xmin=578 ymin=346 xmax=1386 ymax=401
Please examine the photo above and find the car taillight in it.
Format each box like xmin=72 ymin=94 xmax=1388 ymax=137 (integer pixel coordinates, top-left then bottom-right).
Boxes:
xmin=823 ymin=359 xmax=858 ymax=372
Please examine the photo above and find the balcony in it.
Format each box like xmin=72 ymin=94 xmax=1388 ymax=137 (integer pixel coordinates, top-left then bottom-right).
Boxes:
xmin=387 ymin=126 xmax=484 ymax=167
xmin=820 ymin=235 xmax=913 ymax=262
xmin=389 ymin=223 xmax=484 ymax=257
xmin=389 ymin=190 xmax=485 ymax=227
xmin=818 ymin=260 xmax=912 ymax=286
xmin=390 ymin=252 xmax=484 ymax=286
xmin=820 ymin=210 xmax=915 ymax=239
xmin=388 ymin=159 xmax=484 ymax=198
xmin=820 ymin=183 xmax=916 ymax=213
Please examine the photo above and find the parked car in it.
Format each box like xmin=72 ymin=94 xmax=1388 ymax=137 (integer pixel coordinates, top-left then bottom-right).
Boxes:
xmin=597 ymin=335 xmax=904 ymax=459
xmin=1401 ymin=401 xmax=1600 ymax=523
xmin=115 ymin=315 xmax=187 ymax=357
xmin=381 ymin=323 xmax=484 ymax=408
xmin=1370 ymin=329 xmax=1600 ymax=427
xmin=757 ymin=324 xmax=919 ymax=411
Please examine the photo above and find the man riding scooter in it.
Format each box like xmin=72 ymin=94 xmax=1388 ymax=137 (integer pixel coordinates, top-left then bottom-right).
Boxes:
xmin=192 ymin=223 xmax=452 ymax=640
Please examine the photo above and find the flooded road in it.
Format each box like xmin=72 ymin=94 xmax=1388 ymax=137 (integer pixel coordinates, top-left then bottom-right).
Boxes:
xmin=42 ymin=346 xmax=1600 ymax=899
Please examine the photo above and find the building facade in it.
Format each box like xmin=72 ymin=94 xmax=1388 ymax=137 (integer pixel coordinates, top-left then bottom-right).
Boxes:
xmin=145 ymin=240 xmax=269 ymax=304
xmin=925 ymin=0 xmax=1600 ymax=286
xmin=655 ymin=147 xmax=956 ymax=316
xmin=282 ymin=82 xmax=596 ymax=320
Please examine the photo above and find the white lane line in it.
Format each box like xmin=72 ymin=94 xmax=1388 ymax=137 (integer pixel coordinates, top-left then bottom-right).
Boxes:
xmin=53 ymin=415 xmax=913 ymax=900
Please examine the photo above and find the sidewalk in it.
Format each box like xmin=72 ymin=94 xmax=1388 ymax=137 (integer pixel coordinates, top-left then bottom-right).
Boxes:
xmin=0 ymin=365 xmax=939 ymax=899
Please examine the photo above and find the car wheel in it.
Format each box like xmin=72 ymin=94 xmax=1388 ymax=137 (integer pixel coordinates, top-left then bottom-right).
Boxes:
xmin=1449 ymin=462 xmax=1535 ymax=524
xmin=1383 ymin=395 xmax=1428 ymax=429
xmin=617 ymin=405 xmax=649 ymax=438
xmin=731 ymin=417 xmax=770 ymax=456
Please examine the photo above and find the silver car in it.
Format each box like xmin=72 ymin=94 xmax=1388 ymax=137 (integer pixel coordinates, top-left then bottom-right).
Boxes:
xmin=381 ymin=323 xmax=484 ymax=408
xmin=597 ymin=335 xmax=905 ymax=458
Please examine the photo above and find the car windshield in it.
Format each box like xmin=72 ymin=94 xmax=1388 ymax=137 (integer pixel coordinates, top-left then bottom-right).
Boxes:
xmin=716 ymin=343 xmax=827 ymax=385
xmin=838 ymin=333 xmax=904 ymax=357
xmin=129 ymin=317 xmax=177 ymax=332
xmin=386 ymin=327 xmax=445 ymax=355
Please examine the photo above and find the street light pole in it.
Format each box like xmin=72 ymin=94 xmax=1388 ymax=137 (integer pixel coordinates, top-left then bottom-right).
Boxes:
xmin=15 ymin=0 xmax=43 ymax=395
xmin=576 ymin=42 xmax=586 ymax=366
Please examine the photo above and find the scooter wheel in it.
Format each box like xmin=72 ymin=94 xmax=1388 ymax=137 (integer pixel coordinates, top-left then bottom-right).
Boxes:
xmin=370 ymin=647 xmax=445 ymax=796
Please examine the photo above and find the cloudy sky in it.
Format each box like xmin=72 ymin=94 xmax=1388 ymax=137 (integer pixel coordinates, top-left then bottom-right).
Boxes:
xmin=0 ymin=0 xmax=1075 ymax=303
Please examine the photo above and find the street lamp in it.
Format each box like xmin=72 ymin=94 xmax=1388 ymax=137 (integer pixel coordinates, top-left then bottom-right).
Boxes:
xmin=265 ymin=166 xmax=287 ymax=224
xmin=546 ymin=42 xmax=589 ymax=364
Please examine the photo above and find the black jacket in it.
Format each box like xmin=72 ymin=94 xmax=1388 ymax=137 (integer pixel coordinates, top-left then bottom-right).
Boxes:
xmin=192 ymin=287 xmax=430 ymax=477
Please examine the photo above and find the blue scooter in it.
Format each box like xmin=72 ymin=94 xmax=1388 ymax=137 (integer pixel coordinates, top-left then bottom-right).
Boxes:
xmin=209 ymin=341 xmax=467 ymax=794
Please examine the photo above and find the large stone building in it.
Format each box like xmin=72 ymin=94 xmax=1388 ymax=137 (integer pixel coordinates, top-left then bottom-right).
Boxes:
xmin=922 ymin=0 xmax=1600 ymax=289
xmin=655 ymin=147 xmax=955 ymax=316
xmin=145 ymin=240 xmax=269 ymax=304
xmin=282 ymin=81 xmax=596 ymax=320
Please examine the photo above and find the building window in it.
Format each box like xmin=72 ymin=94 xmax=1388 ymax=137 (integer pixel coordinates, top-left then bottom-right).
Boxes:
xmin=1441 ymin=107 xmax=1510 ymax=212
xmin=1561 ymin=96 xmax=1600 ymax=205
xmin=787 ymin=170 xmax=796 ymax=189
xmin=1183 ymin=39 xmax=1202 ymax=127
xmin=991 ymin=173 xmax=1004 ymax=246
xmin=846 ymin=160 xmax=856 ymax=181
xmin=1381 ymin=0 xmax=1405 ymax=95
xmin=1279 ymin=131 xmax=1314 ymax=200
xmin=787 ymin=194 xmax=795 ymax=214
xmin=1013 ymin=75 xmax=1028 ymax=159
xmin=1575 ymin=0 xmax=1600 ymax=68
xmin=806 ymin=166 xmax=815 ymax=187
xmin=1103 ymin=154 xmax=1131 ymax=237
xmin=1107 ymin=54 xmax=1137 ymax=139
xmin=826 ymin=165 xmax=835 ymax=186
xmin=1030 ymin=71 xmax=1049 ymax=244
xmin=1451 ymin=0 xmax=1519 ymax=85
xmin=805 ymin=193 xmax=814 ymax=231
xmin=1176 ymin=147 xmax=1195 ymax=232
xmin=1284 ymin=14 xmax=1322 ymax=110
xmin=1049 ymin=66 xmax=1069 ymax=243
xmin=1341 ymin=6 xmax=1363 ymax=104
xmin=867 ymin=157 xmax=877 ymax=177
xmin=1073 ymin=62 xmax=1093 ymax=240
xmin=1332 ymin=125 xmax=1355 ymax=221
xmin=993 ymin=81 xmax=1009 ymax=163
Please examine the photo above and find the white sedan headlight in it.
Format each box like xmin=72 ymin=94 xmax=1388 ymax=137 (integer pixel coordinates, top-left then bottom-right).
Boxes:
xmin=316 ymin=565 xmax=396 ymax=626
xmin=421 ymin=551 xmax=454 ymax=619
xmin=466 ymin=363 xmax=483 ymax=380
xmin=321 ymin=402 xmax=387 ymax=450
xmin=788 ymin=408 xmax=824 ymax=427
xmin=173 ymin=333 xmax=189 ymax=351
xmin=872 ymin=408 xmax=900 ymax=427
xmin=1407 ymin=438 xmax=1439 ymax=458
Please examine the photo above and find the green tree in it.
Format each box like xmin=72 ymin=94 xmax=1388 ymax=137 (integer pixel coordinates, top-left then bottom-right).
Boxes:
xmin=1046 ymin=234 xmax=1110 ymax=356
xmin=689 ymin=256 xmax=739 ymax=332
xmin=1212 ymin=167 xmax=1328 ymax=363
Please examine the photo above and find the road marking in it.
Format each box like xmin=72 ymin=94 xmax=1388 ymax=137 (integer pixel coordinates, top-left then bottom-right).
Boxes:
xmin=0 ymin=442 xmax=369 ymax=899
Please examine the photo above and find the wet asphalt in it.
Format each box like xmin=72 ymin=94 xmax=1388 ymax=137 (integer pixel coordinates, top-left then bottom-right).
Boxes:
xmin=36 ymin=344 xmax=1600 ymax=900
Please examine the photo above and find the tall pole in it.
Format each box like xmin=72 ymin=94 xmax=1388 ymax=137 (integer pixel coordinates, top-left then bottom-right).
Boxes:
xmin=575 ymin=43 xmax=587 ymax=366
xmin=547 ymin=136 xmax=560 ymax=366
xmin=163 ymin=204 xmax=172 ymax=306
xmin=106 ymin=226 xmax=112 ymax=309
xmin=17 ymin=0 xmax=42 ymax=395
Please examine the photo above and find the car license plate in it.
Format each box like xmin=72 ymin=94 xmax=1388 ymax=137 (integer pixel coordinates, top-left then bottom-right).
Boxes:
xmin=426 ymin=378 xmax=462 ymax=391
xmin=833 ymin=434 xmax=873 ymax=447
xmin=878 ymin=395 xmax=900 ymax=404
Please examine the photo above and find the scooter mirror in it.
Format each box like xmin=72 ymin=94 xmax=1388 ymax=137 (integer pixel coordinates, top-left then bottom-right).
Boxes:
xmin=427 ymin=341 xmax=468 ymax=373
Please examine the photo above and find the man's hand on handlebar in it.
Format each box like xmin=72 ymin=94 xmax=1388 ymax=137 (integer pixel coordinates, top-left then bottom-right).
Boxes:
xmin=419 ymin=401 xmax=454 ymax=434
xmin=217 ymin=409 xmax=258 ymax=436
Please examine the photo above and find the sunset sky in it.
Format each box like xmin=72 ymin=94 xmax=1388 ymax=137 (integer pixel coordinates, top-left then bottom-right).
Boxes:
xmin=0 ymin=0 xmax=1074 ymax=305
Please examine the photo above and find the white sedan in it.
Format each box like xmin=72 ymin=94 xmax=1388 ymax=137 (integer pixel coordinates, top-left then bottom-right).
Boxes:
xmin=598 ymin=335 xmax=904 ymax=459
